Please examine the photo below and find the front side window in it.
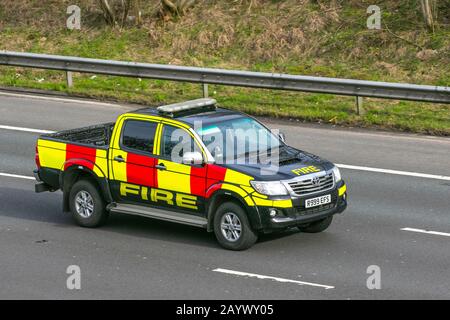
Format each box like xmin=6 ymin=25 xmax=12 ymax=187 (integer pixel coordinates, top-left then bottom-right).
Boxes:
xmin=121 ymin=120 xmax=158 ymax=153
xmin=160 ymin=125 xmax=201 ymax=162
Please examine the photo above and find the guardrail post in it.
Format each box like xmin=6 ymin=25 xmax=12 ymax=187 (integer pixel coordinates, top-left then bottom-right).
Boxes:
xmin=66 ymin=71 xmax=73 ymax=88
xmin=356 ymin=96 xmax=364 ymax=115
xmin=202 ymin=83 xmax=208 ymax=98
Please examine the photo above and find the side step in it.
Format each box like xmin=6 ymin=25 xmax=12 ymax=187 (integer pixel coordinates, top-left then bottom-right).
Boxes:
xmin=109 ymin=203 xmax=208 ymax=228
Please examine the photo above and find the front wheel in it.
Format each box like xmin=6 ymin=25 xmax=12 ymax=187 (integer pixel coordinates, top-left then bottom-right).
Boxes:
xmin=298 ymin=216 xmax=333 ymax=233
xmin=213 ymin=202 xmax=258 ymax=250
xmin=69 ymin=179 xmax=108 ymax=228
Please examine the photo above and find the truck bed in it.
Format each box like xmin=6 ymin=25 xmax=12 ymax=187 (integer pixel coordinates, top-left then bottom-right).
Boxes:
xmin=42 ymin=122 xmax=115 ymax=147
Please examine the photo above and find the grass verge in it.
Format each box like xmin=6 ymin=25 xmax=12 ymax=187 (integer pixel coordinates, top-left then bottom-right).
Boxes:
xmin=0 ymin=0 xmax=448 ymax=135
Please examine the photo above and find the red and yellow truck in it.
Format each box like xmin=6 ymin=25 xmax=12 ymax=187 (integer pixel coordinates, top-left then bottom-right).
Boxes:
xmin=34 ymin=99 xmax=347 ymax=250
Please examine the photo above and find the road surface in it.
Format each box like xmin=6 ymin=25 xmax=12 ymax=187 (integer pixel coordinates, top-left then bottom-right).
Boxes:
xmin=0 ymin=91 xmax=449 ymax=299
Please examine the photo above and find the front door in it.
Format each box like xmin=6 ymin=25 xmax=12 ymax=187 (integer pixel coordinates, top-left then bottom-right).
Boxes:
xmin=154 ymin=123 xmax=207 ymax=215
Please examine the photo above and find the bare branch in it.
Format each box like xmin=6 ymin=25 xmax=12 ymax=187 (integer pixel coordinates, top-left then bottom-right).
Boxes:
xmin=160 ymin=0 xmax=195 ymax=16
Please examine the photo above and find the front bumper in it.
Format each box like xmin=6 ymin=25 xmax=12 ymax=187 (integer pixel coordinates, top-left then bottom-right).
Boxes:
xmin=270 ymin=196 xmax=346 ymax=226
xmin=257 ymin=181 xmax=347 ymax=231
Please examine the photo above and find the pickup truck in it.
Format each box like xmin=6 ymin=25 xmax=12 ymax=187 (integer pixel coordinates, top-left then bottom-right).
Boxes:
xmin=34 ymin=98 xmax=347 ymax=250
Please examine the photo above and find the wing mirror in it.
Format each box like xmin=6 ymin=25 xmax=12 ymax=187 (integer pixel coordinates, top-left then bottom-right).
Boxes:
xmin=278 ymin=132 xmax=286 ymax=143
xmin=182 ymin=151 xmax=204 ymax=165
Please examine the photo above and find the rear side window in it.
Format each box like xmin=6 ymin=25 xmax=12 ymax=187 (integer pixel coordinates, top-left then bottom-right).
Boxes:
xmin=121 ymin=120 xmax=158 ymax=153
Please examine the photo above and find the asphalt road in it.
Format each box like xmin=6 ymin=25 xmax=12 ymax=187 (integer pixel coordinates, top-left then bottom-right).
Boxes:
xmin=0 ymin=91 xmax=449 ymax=299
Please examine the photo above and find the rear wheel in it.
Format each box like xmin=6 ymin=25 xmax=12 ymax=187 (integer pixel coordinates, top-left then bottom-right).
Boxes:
xmin=298 ymin=216 xmax=333 ymax=233
xmin=213 ymin=202 xmax=258 ymax=250
xmin=69 ymin=179 xmax=108 ymax=228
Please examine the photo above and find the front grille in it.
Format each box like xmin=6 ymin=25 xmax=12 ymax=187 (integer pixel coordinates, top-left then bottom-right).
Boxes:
xmin=288 ymin=172 xmax=334 ymax=196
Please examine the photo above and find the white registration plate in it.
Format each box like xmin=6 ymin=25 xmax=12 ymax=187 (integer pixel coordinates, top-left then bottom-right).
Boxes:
xmin=305 ymin=194 xmax=331 ymax=208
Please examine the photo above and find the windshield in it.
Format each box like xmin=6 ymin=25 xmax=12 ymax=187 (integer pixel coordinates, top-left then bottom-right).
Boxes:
xmin=195 ymin=116 xmax=281 ymax=164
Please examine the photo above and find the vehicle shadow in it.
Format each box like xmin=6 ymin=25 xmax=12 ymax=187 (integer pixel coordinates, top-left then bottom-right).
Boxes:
xmin=0 ymin=184 xmax=304 ymax=250
xmin=0 ymin=185 xmax=220 ymax=248
xmin=0 ymin=185 xmax=69 ymax=225
xmin=106 ymin=212 xmax=219 ymax=249
xmin=257 ymin=228 xmax=300 ymax=243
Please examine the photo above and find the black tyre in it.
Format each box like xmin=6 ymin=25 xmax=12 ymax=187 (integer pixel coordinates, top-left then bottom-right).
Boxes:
xmin=298 ymin=216 xmax=333 ymax=233
xmin=69 ymin=179 xmax=108 ymax=228
xmin=213 ymin=202 xmax=258 ymax=250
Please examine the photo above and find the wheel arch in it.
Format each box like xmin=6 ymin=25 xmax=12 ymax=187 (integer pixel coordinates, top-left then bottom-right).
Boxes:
xmin=60 ymin=163 xmax=112 ymax=212
xmin=206 ymin=187 xmax=262 ymax=232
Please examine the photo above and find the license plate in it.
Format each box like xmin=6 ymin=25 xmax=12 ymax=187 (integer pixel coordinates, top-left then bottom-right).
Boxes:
xmin=305 ymin=194 xmax=331 ymax=208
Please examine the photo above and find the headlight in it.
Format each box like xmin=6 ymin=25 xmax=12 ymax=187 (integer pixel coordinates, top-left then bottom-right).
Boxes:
xmin=250 ymin=180 xmax=289 ymax=196
xmin=332 ymin=166 xmax=341 ymax=182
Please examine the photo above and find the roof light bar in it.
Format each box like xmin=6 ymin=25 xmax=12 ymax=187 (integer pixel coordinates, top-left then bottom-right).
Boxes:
xmin=157 ymin=98 xmax=217 ymax=117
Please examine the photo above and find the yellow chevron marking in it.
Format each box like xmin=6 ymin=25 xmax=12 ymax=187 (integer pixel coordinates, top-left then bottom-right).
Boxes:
xmin=251 ymin=197 xmax=293 ymax=208
xmin=221 ymin=184 xmax=254 ymax=206
xmin=338 ymin=184 xmax=347 ymax=196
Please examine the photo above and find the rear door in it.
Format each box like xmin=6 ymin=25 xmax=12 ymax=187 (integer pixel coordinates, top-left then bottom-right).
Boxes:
xmin=110 ymin=118 xmax=160 ymax=205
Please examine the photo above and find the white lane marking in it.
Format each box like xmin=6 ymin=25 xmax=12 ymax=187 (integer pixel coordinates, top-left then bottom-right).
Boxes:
xmin=0 ymin=172 xmax=35 ymax=180
xmin=1 ymin=91 xmax=449 ymax=144
xmin=212 ymin=268 xmax=334 ymax=290
xmin=336 ymin=164 xmax=450 ymax=181
xmin=0 ymin=124 xmax=55 ymax=134
xmin=0 ymin=91 xmax=120 ymax=107
xmin=0 ymin=159 xmax=448 ymax=183
xmin=271 ymin=121 xmax=450 ymax=145
xmin=1 ymin=126 xmax=450 ymax=182
xmin=401 ymin=227 xmax=450 ymax=238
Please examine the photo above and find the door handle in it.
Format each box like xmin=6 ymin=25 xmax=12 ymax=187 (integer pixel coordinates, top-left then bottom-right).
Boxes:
xmin=114 ymin=155 xmax=125 ymax=163
xmin=156 ymin=163 xmax=166 ymax=170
